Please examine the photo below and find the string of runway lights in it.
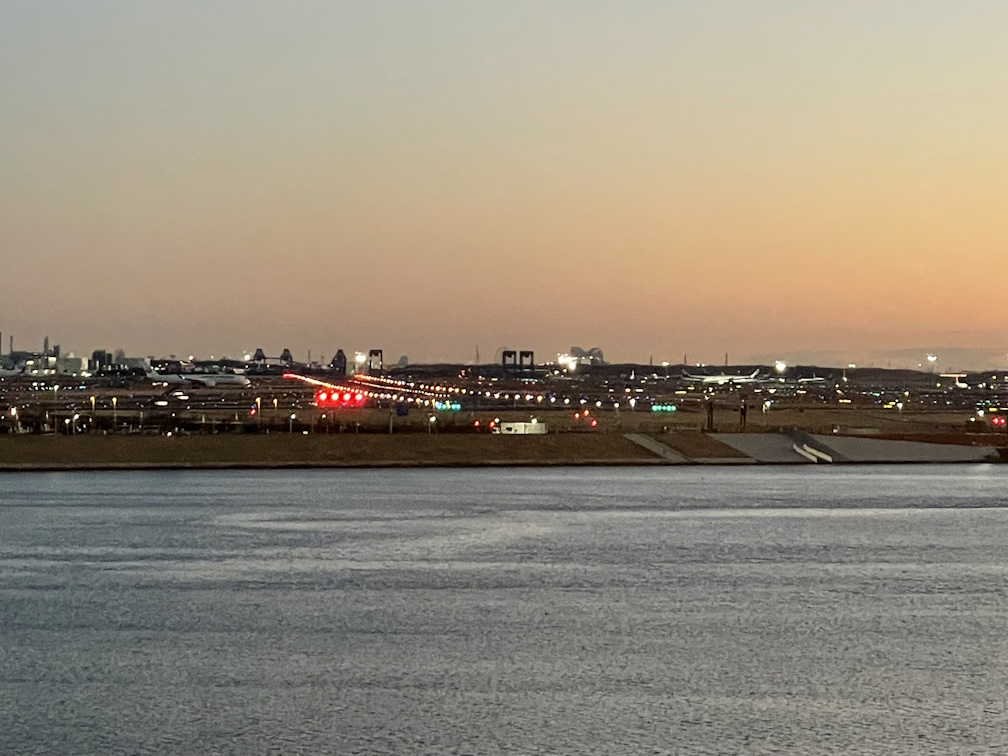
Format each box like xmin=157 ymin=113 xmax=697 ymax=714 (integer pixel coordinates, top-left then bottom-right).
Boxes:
xmin=283 ymin=372 xmax=544 ymax=408
xmin=283 ymin=372 xmax=473 ymax=408
xmin=281 ymin=372 xmax=662 ymax=418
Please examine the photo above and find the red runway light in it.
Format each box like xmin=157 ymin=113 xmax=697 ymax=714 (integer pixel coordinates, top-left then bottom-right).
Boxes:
xmin=590 ymin=419 xmax=598 ymax=427
xmin=319 ymin=392 xmax=328 ymax=402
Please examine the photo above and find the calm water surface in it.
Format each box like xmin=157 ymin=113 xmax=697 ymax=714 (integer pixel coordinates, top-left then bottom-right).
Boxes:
xmin=2 ymin=466 xmax=1008 ymax=754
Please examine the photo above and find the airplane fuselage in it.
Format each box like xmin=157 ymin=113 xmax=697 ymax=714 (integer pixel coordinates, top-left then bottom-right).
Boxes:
xmin=681 ymin=369 xmax=764 ymax=385
xmin=147 ymin=370 xmax=251 ymax=388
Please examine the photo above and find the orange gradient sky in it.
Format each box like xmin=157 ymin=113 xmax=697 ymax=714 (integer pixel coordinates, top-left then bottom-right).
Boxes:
xmin=2 ymin=1 xmax=1007 ymax=368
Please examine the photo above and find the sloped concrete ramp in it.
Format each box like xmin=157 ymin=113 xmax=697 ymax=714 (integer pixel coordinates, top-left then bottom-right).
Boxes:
xmin=657 ymin=430 xmax=752 ymax=463
xmin=811 ymin=435 xmax=998 ymax=464
xmin=711 ymin=434 xmax=813 ymax=464
xmin=623 ymin=434 xmax=691 ymax=464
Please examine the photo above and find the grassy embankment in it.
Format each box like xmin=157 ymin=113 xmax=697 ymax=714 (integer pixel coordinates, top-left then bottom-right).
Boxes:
xmin=0 ymin=433 xmax=663 ymax=471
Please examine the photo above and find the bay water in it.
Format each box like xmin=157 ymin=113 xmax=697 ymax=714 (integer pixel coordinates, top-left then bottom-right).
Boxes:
xmin=2 ymin=466 xmax=1007 ymax=754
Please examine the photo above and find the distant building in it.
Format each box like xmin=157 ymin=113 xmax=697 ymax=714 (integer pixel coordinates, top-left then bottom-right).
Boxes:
xmin=570 ymin=346 xmax=605 ymax=365
xmin=91 ymin=350 xmax=113 ymax=371
xmin=330 ymin=349 xmax=347 ymax=376
xmin=55 ymin=356 xmax=87 ymax=375
xmin=501 ymin=349 xmax=534 ymax=372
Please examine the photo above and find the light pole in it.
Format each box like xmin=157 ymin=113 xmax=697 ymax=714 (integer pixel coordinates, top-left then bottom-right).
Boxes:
xmin=112 ymin=396 xmax=118 ymax=428
xmin=289 ymin=413 xmax=296 ymax=434
xmin=89 ymin=395 xmax=96 ymax=428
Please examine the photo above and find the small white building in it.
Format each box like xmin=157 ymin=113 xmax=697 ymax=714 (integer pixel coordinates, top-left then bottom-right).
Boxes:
xmin=493 ymin=421 xmax=547 ymax=435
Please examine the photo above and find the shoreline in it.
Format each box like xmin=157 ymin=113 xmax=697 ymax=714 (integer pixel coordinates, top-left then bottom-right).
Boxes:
xmin=0 ymin=431 xmax=1003 ymax=471
xmin=0 ymin=459 xmax=671 ymax=472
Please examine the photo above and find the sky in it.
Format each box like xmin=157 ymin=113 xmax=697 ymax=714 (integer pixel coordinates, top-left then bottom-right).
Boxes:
xmin=2 ymin=1 xmax=1007 ymax=369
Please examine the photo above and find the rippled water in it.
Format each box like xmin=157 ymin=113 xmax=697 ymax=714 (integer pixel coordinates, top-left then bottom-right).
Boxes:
xmin=2 ymin=466 xmax=1008 ymax=754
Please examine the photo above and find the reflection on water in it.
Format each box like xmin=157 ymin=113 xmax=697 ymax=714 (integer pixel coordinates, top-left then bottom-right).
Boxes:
xmin=2 ymin=466 xmax=1007 ymax=754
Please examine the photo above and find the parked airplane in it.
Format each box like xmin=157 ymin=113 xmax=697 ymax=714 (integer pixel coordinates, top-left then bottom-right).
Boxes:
xmin=940 ymin=373 xmax=970 ymax=389
xmin=681 ymin=369 xmax=766 ymax=385
xmin=145 ymin=367 xmax=251 ymax=388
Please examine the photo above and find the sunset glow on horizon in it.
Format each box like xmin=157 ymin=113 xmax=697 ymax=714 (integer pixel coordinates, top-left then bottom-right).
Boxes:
xmin=3 ymin=1 xmax=1007 ymax=368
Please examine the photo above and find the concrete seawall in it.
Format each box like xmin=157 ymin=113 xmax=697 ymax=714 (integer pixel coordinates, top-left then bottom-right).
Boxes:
xmin=0 ymin=434 xmax=662 ymax=471
xmin=0 ymin=431 xmax=1002 ymax=471
xmin=809 ymin=434 xmax=998 ymax=464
